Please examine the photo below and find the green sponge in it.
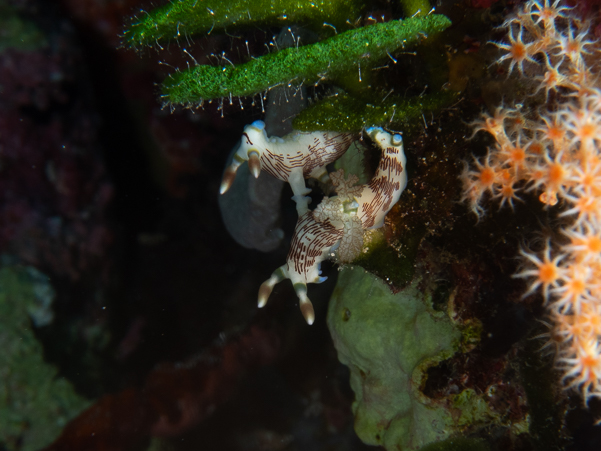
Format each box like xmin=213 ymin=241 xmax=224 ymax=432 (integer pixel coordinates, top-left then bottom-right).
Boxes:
xmin=327 ymin=267 xmax=520 ymax=450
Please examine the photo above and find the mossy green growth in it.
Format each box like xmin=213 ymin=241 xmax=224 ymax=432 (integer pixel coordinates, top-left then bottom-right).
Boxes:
xmin=0 ymin=264 xmax=90 ymax=451
xmin=353 ymin=227 xmax=423 ymax=288
xmin=293 ymin=90 xmax=459 ymax=132
xmin=161 ymin=14 xmax=452 ymax=105
xmin=327 ymin=267 xmax=505 ymax=450
xmin=123 ymin=0 xmax=365 ymax=48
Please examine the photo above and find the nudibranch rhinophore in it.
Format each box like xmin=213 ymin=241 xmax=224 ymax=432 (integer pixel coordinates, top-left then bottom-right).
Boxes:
xmin=257 ymin=127 xmax=407 ymax=324
xmin=220 ymin=120 xmax=356 ymax=215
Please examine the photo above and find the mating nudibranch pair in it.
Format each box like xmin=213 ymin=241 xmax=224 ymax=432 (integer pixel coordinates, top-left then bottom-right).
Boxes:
xmin=221 ymin=121 xmax=407 ymax=324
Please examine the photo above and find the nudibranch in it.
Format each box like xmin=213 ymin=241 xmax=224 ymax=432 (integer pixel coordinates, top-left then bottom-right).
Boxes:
xmin=258 ymin=127 xmax=407 ymax=324
xmin=220 ymin=120 xmax=356 ymax=215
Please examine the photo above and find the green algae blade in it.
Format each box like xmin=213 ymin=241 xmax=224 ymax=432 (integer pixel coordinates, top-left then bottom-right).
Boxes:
xmin=123 ymin=0 xmax=365 ymax=49
xmin=293 ymin=90 xmax=459 ymax=132
xmin=160 ymin=14 xmax=452 ymax=106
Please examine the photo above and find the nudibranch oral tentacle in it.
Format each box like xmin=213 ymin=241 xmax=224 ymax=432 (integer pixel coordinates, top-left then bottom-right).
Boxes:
xmin=220 ymin=120 xmax=356 ymax=215
xmin=258 ymin=127 xmax=407 ymax=324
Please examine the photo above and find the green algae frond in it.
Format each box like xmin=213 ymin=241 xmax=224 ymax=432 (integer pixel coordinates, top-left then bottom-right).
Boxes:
xmin=123 ymin=0 xmax=365 ymax=48
xmin=161 ymin=14 xmax=452 ymax=106
xmin=293 ymin=90 xmax=459 ymax=132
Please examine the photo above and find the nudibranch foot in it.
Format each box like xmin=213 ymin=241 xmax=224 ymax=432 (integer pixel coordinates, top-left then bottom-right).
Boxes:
xmin=288 ymin=171 xmax=313 ymax=216
xmin=291 ymin=194 xmax=312 ymax=216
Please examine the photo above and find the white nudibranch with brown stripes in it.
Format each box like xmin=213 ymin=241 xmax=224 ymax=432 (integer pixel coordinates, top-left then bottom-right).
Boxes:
xmin=221 ymin=125 xmax=407 ymax=324
xmin=220 ymin=120 xmax=356 ymax=216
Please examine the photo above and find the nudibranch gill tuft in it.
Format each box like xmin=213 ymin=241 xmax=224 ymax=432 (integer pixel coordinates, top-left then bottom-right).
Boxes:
xmin=258 ymin=127 xmax=407 ymax=324
xmin=220 ymin=120 xmax=356 ymax=215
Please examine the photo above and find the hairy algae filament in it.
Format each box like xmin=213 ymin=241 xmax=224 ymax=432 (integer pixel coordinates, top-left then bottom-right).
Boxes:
xmin=160 ymin=14 xmax=452 ymax=106
xmin=123 ymin=0 xmax=366 ymax=48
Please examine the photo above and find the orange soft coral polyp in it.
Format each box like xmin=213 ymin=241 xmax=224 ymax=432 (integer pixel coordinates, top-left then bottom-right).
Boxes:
xmin=463 ymin=0 xmax=601 ymax=406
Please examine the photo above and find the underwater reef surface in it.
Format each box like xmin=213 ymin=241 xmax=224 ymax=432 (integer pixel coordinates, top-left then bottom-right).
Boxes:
xmin=0 ymin=263 xmax=91 ymax=451
xmin=2 ymin=0 xmax=601 ymax=450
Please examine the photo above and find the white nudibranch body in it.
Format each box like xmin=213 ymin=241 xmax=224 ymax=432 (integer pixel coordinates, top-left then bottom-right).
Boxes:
xmin=221 ymin=124 xmax=407 ymax=324
xmin=220 ymin=120 xmax=356 ymax=215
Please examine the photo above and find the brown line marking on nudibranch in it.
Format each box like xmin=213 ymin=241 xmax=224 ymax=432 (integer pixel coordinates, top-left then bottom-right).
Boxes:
xmin=253 ymin=126 xmax=406 ymax=324
xmin=242 ymin=132 xmax=253 ymax=145
xmin=260 ymin=148 xmax=291 ymax=180
xmin=287 ymin=214 xmax=342 ymax=277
